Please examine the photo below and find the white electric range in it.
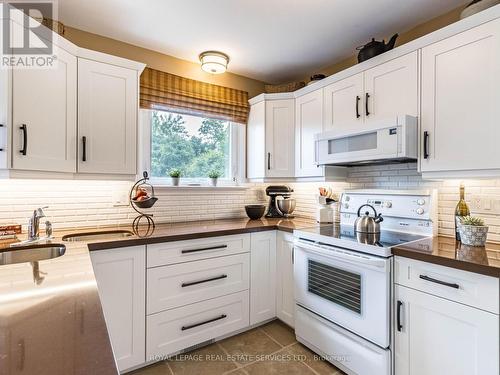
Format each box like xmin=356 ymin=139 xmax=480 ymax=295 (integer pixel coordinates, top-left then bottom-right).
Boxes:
xmin=293 ymin=190 xmax=438 ymax=375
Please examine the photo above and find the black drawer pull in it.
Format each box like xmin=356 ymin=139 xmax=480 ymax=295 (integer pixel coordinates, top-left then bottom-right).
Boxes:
xmin=419 ymin=274 xmax=459 ymax=289
xmin=181 ymin=245 xmax=228 ymax=254
xmin=181 ymin=314 xmax=227 ymax=331
xmin=181 ymin=274 xmax=227 ymax=288
xmin=19 ymin=124 xmax=27 ymax=155
xmin=397 ymin=300 xmax=403 ymax=332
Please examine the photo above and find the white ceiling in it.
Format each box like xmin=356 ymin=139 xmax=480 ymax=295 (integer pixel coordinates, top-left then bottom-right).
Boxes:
xmin=58 ymin=0 xmax=466 ymax=84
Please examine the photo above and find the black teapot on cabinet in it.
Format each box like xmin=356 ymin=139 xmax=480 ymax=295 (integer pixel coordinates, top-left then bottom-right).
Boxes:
xmin=356 ymin=34 xmax=398 ymax=62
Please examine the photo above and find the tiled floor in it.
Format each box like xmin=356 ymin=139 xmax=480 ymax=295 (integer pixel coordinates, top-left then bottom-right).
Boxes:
xmin=130 ymin=319 xmax=345 ymax=375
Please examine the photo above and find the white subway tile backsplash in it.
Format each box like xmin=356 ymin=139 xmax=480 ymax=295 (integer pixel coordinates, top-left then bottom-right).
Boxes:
xmin=0 ymin=163 xmax=499 ymax=243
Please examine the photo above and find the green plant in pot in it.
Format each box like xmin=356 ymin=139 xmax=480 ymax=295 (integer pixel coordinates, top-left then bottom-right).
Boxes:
xmin=458 ymin=216 xmax=488 ymax=246
xmin=169 ymin=168 xmax=181 ymax=186
xmin=208 ymin=170 xmax=221 ymax=187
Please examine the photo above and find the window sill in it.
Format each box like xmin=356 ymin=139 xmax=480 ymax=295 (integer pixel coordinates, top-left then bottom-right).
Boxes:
xmin=151 ymin=185 xmax=250 ymax=191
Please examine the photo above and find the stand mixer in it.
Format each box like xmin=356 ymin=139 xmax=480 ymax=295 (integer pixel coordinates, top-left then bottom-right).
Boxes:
xmin=265 ymin=186 xmax=296 ymax=218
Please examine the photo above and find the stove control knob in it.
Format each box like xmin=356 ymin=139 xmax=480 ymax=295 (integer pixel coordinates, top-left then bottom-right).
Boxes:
xmin=416 ymin=208 xmax=424 ymax=215
xmin=345 ymin=196 xmax=351 ymax=201
xmin=417 ymin=199 xmax=425 ymax=206
xmin=384 ymin=201 xmax=392 ymax=208
xmin=343 ymin=203 xmax=349 ymax=209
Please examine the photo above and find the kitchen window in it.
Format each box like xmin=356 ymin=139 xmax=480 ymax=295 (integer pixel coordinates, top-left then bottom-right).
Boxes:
xmin=140 ymin=109 xmax=245 ymax=186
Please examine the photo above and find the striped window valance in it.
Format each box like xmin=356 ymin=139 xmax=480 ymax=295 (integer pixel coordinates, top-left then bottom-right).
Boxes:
xmin=140 ymin=67 xmax=250 ymax=124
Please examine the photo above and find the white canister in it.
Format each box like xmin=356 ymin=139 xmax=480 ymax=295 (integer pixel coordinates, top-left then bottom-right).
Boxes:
xmin=316 ymin=204 xmax=334 ymax=223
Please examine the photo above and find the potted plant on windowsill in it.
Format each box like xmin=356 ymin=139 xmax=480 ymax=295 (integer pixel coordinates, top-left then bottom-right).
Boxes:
xmin=458 ymin=216 xmax=489 ymax=247
xmin=208 ymin=170 xmax=221 ymax=187
xmin=169 ymin=168 xmax=181 ymax=186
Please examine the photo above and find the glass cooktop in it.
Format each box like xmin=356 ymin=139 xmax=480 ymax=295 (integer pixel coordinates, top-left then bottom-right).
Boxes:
xmin=295 ymin=224 xmax=427 ymax=248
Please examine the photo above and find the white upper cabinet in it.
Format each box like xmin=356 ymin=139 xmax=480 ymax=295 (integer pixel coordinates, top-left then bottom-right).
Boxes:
xmin=11 ymin=46 xmax=77 ymax=172
xmin=0 ymin=18 xmax=144 ymax=178
xmin=323 ymin=52 xmax=418 ymax=131
xmin=265 ymin=99 xmax=295 ymax=178
xmin=420 ymin=18 xmax=500 ymax=177
xmin=323 ymin=73 xmax=363 ymax=131
xmin=364 ymin=51 xmax=418 ymax=123
xmin=295 ymin=90 xmax=324 ymax=177
xmin=78 ymin=59 xmax=138 ymax=175
xmin=247 ymin=97 xmax=295 ymax=179
xmin=246 ymin=100 xmax=266 ymax=179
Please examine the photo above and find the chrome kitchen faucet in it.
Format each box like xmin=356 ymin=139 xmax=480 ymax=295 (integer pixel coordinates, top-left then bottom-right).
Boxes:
xmin=28 ymin=206 xmax=48 ymax=241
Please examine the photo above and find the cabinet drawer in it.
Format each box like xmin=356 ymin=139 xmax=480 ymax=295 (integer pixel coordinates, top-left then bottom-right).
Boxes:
xmin=395 ymin=256 xmax=499 ymax=314
xmin=147 ymin=290 xmax=249 ymax=359
xmin=147 ymin=253 xmax=250 ymax=314
xmin=147 ymin=234 xmax=250 ymax=267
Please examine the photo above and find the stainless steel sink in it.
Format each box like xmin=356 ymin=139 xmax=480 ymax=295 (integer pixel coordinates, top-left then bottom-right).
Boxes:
xmin=62 ymin=230 xmax=134 ymax=242
xmin=0 ymin=244 xmax=66 ymax=266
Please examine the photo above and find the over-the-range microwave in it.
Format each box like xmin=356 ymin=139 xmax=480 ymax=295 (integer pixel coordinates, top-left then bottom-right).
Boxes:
xmin=314 ymin=115 xmax=418 ymax=166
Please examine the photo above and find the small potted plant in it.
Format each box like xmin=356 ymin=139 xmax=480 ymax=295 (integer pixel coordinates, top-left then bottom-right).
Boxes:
xmin=169 ymin=168 xmax=181 ymax=186
xmin=458 ymin=216 xmax=489 ymax=246
xmin=208 ymin=170 xmax=221 ymax=187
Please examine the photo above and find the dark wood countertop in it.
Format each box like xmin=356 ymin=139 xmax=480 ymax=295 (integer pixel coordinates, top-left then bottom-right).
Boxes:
xmin=0 ymin=217 xmax=317 ymax=374
xmin=84 ymin=217 xmax=314 ymax=251
xmin=392 ymin=236 xmax=500 ymax=277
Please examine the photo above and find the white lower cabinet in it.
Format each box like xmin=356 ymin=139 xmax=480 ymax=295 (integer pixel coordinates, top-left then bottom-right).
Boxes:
xmin=147 ymin=253 xmax=250 ymax=314
xmin=395 ymin=274 xmax=499 ymax=375
xmin=147 ymin=290 xmax=249 ymax=359
xmin=276 ymin=231 xmax=295 ymax=327
xmin=92 ymin=230 xmax=291 ymax=371
xmin=90 ymin=246 xmax=146 ymax=372
xmin=250 ymin=231 xmax=277 ymax=325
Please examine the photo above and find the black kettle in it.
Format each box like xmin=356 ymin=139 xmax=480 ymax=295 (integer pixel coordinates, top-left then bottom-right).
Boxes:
xmin=357 ymin=34 xmax=398 ymax=63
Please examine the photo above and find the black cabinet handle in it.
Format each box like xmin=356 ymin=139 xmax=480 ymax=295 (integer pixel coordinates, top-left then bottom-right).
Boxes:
xmin=82 ymin=136 xmax=87 ymax=162
xmin=181 ymin=314 xmax=227 ymax=331
xmin=181 ymin=244 xmax=228 ymax=254
xmin=419 ymin=274 xmax=459 ymax=289
xmin=365 ymin=93 xmax=370 ymax=116
xmin=355 ymin=96 xmax=361 ymax=118
xmin=423 ymin=131 xmax=430 ymax=159
xmin=181 ymin=274 xmax=227 ymax=288
xmin=397 ymin=300 xmax=403 ymax=332
xmin=267 ymin=152 xmax=271 ymax=170
xmin=19 ymin=124 xmax=27 ymax=155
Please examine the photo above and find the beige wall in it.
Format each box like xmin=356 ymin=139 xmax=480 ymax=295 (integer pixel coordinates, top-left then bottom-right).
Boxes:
xmin=63 ymin=26 xmax=267 ymax=98
xmin=309 ymin=6 xmax=465 ymax=79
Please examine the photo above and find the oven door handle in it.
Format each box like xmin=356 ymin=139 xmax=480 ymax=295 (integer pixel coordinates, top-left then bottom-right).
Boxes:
xmin=294 ymin=240 xmax=387 ymax=269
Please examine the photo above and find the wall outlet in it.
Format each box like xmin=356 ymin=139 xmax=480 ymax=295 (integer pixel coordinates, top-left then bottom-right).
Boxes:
xmin=469 ymin=195 xmax=500 ymax=215
xmin=469 ymin=196 xmax=482 ymax=211
xmin=112 ymin=191 xmax=130 ymax=206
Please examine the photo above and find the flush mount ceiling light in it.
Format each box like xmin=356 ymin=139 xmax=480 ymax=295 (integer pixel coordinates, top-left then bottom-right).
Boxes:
xmin=199 ymin=51 xmax=229 ymax=74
